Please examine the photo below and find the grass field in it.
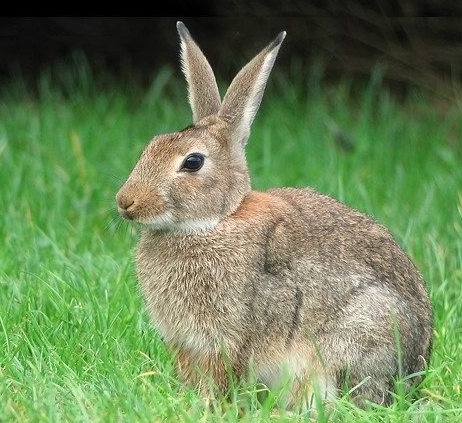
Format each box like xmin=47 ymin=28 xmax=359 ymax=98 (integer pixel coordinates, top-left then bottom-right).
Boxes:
xmin=1 ymin=61 xmax=462 ymax=422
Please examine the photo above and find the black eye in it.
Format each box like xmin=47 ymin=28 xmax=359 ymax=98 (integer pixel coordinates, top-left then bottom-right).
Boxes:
xmin=181 ymin=153 xmax=204 ymax=172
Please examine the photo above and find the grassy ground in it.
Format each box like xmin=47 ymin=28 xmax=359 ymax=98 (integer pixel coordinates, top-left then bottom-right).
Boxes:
xmin=1 ymin=61 xmax=462 ymax=422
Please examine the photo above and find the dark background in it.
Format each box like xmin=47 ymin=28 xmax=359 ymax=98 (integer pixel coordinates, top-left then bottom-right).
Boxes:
xmin=2 ymin=8 xmax=462 ymax=96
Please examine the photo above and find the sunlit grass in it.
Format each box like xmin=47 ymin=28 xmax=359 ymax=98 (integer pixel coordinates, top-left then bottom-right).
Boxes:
xmin=1 ymin=60 xmax=461 ymax=421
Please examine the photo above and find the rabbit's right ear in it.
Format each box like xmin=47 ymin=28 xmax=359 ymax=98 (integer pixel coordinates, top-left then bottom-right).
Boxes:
xmin=177 ymin=22 xmax=221 ymax=123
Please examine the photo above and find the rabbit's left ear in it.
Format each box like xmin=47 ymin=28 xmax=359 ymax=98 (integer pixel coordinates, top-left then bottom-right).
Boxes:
xmin=219 ymin=32 xmax=286 ymax=151
xmin=177 ymin=22 xmax=221 ymax=123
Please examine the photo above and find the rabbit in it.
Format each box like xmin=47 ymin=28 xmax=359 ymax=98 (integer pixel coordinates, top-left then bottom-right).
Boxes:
xmin=116 ymin=21 xmax=433 ymax=409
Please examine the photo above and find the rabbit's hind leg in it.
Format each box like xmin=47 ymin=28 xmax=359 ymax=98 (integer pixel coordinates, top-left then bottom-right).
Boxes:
xmin=176 ymin=349 xmax=232 ymax=395
xmin=256 ymin=348 xmax=336 ymax=412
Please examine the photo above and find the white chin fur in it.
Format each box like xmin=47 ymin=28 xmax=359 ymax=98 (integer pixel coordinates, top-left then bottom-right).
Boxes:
xmin=174 ymin=217 xmax=220 ymax=234
xmin=141 ymin=211 xmax=176 ymax=231
xmin=140 ymin=212 xmax=219 ymax=234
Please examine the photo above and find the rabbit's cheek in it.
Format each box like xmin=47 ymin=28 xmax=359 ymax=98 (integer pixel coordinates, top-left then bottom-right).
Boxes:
xmin=142 ymin=194 xmax=167 ymax=218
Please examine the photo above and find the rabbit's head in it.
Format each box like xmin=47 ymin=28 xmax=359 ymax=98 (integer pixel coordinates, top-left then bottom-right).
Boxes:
xmin=116 ymin=22 xmax=285 ymax=232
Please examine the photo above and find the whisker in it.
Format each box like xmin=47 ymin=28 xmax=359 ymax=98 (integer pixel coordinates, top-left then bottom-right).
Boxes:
xmin=104 ymin=215 xmax=119 ymax=232
xmin=101 ymin=205 xmax=118 ymax=215
xmin=101 ymin=171 xmax=126 ymax=184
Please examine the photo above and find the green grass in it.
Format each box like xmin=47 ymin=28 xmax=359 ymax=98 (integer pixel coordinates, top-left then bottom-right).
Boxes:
xmin=1 ymin=61 xmax=462 ymax=422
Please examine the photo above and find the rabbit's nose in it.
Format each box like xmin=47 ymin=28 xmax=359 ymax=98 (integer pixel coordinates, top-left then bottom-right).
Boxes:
xmin=117 ymin=194 xmax=135 ymax=211
xmin=116 ymin=191 xmax=136 ymax=219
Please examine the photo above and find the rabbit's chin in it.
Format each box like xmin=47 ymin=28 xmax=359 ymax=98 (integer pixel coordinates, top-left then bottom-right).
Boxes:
xmin=140 ymin=211 xmax=220 ymax=234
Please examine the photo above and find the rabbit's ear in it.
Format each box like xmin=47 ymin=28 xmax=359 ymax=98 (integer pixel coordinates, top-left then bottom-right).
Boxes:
xmin=219 ymin=31 xmax=286 ymax=151
xmin=177 ymin=22 xmax=221 ymax=123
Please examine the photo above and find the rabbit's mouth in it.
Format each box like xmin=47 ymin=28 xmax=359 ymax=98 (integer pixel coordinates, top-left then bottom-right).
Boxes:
xmin=117 ymin=201 xmax=167 ymax=222
xmin=117 ymin=204 xmax=135 ymax=220
xmin=116 ymin=202 xmax=175 ymax=228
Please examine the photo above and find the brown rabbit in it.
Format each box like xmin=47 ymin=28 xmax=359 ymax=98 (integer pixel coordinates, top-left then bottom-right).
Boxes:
xmin=116 ymin=21 xmax=433 ymax=408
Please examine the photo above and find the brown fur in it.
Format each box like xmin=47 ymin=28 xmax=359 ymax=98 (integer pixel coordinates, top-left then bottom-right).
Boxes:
xmin=116 ymin=22 xmax=433 ymax=409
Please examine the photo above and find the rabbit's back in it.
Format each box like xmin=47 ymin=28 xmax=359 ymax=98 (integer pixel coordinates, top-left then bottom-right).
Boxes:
xmin=264 ymin=187 xmax=432 ymax=391
xmin=267 ymin=187 xmax=428 ymax=295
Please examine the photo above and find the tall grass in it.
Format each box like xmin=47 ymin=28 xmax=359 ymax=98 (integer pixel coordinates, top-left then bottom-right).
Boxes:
xmin=1 ymin=60 xmax=461 ymax=421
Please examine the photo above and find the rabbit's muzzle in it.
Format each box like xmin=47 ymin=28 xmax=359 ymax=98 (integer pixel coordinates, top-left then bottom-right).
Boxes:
xmin=116 ymin=190 xmax=136 ymax=220
xmin=116 ymin=182 xmax=166 ymax=222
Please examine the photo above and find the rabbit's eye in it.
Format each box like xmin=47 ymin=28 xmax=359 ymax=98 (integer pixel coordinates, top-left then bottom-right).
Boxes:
xmin=181 ymin=153 xmax=204 ymax=172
